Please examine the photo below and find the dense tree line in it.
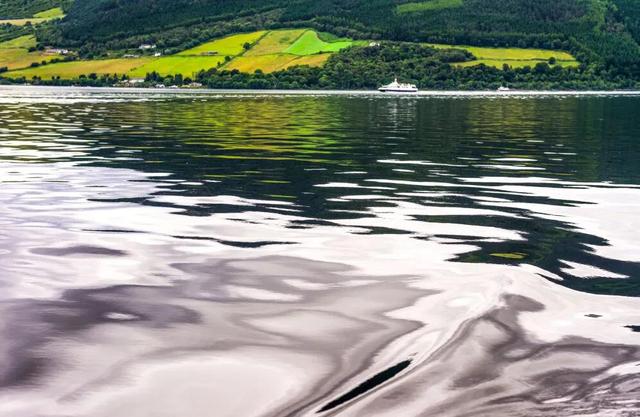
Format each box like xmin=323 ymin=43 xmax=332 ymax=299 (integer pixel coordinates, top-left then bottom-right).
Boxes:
xmin=0 ymin=24 xmax=30 ymax=42
xmin=0 ymin=72 xmax=126 ymax=86
xmin=613 ymin=0 xmax=640 ymax=44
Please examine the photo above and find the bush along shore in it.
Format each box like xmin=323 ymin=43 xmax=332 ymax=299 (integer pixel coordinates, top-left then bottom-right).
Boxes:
xmin=2 ymin=44 xmax=639 ymax=90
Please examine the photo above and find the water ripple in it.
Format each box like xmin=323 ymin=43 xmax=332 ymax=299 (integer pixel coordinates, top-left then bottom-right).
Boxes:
xmin=0 ymin=88 xmax=639 ymax=416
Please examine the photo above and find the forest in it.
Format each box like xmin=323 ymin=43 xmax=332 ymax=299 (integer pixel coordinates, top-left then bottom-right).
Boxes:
xmin=0 ymin=0 xmax=70 ymax=18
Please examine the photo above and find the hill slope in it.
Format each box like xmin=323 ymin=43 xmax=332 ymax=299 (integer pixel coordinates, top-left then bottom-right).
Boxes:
xmin=3 ymin=29 xmax=367 ymax=78
xmin=3 ymin=28 xmax=578 ymax=80
xmin=35 ymin=0 xmax=640 ymax=74
xmin=1 ymin=0 xmax=640 ymax=89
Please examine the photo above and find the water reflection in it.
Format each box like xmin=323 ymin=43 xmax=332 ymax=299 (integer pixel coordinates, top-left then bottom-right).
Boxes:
xmin=0 ymin=88 xmax=639 ymax=416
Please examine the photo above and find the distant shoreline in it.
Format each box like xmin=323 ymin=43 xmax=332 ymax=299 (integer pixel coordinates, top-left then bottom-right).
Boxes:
xmin=2 ymin=85 xmax=640 ymax=98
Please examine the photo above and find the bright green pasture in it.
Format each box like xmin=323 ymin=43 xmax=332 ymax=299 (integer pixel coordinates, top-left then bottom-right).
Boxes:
xmin=129 ymin=56 xmax=228 ymax=77
xmin=285 ymin=30 xmax=361 ymax=55
xmin=397 ymin=0 xmax=463 ymax=13
xmin=33 ymin=7 xmax=64 ymax=19
xmin=178 ymin=31 xmax=266 ymax=56
xmin=428 ymin=43 xmax=579 ymax=68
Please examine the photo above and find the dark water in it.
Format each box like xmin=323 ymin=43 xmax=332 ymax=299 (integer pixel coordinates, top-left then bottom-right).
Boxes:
xmin=1 ymin=86 xmax=640 ymax=416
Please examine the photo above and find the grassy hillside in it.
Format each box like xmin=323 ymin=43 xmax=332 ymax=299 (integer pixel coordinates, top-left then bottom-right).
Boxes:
xmin=0 ymin=35 xmax=36 ymax=49
xmin=32 ymin=0 xmax=637 ymax=78
xmin=429 ymin=44 xmax=579 ymax=68
xmin=2 ymin=27 xmax=581 ymax=79
xmin=128 ymin=56 xmax=228 ymax=78
xmin=5 ymin=58 xmax=154 ymax=78
xmin=5 ymin=29 xmax=364 ymax=78
xmin=0 ymin=35 xmax=60 ymax=71
xmin=2 ymin=0 xmax=639 ymax=87
xmin=284 ymin=31 xmax=359 ymax=54
xmin=177 ymin=32 xmax=267 ymax=56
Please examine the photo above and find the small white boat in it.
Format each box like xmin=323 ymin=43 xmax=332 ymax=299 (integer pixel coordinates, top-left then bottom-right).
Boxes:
xmin=497 ymin=86 xmax=511 ymax=92
xmin=379 ymin=78 xmax=418 ymax=93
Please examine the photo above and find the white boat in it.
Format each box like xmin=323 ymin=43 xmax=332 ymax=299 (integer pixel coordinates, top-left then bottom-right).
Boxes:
xmin=497 ymin=86 xmax=510 ymax=92
xmin=379 ymin=78 xmax=418 ymax=93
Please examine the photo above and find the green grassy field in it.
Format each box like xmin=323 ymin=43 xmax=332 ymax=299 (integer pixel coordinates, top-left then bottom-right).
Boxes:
xmin=0 ymin=48 xmax=58 ymax=70
xmin=225 ymin=53 xmax=332 ymax=73
xmin=7 ymin=58 xmax=154 ymax=78
xmin=292 ymin=54 xmax=333 ymax=67
xmin=242 ymin=30 xmax=307 ymax=56
xmin=428 ymin=43 xmax=579 ymax=68
xmin=0 ymin=35 xmax=58 ymax=70
xmin=129 ymin=56 xmax=228 ymax=77
xmin=225 ymin=54 xmax=301 ymax=73
xmin=33 ymin=7 xmax=64 ymax=19
xmin=285 ymin=30 xmax=364 ymax=55
xmin=397 ymin=0 xmax=463 ymax=14
xmin=1 ymin=28 xmax=580 ymax=79
xmin=0 ymin=7 xmax=64 ymax=26
xmin=456 ymin=58 xmax=579 ymax=69
xmin=5 ymin=28 xmax=355 ymax=78
xmin=316 ymin=32 xmax=351 ymax=43
xmin=0 ymin=35 xmax=36 ymax=49
xmin=230 ymin=29 xmax=359 ymax=72
xmin=178 ymin=31 xmax=266 ymax=56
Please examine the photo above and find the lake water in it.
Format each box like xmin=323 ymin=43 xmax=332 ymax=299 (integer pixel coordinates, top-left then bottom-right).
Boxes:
xmin=1 ymin=86 xmax=640 ymax=417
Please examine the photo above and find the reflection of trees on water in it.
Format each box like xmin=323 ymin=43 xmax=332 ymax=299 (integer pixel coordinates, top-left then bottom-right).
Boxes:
xmin=424 ymin=193 xmax=640 ymax=297
xmin=1 ymin=95 xmax=640 ymax=296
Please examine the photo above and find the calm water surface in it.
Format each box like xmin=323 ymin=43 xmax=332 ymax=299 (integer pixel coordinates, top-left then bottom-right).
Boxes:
xmin=1 ymin=86 xmax=640 ymax=416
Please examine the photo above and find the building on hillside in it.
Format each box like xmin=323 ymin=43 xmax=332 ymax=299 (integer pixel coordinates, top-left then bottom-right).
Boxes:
xmin=44 ymin=48 xmax=70 ymax=55
xmin=117 ymin=78 xmax=146 ymax=87
xmin=139 ymin=44 xmax=157 ymax=50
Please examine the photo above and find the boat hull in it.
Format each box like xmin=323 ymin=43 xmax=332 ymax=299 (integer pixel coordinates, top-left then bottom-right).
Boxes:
xmin=378 ymin=88 xmax=419 ymax=93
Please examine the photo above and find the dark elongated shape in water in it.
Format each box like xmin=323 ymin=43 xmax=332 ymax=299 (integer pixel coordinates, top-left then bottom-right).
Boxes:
xmin=318 ymin=359 xmax=412 ymax=412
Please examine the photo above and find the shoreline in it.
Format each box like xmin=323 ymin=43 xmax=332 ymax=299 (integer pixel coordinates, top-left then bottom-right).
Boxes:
xmin=2 ymin=84 xmax=640 ymax=97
